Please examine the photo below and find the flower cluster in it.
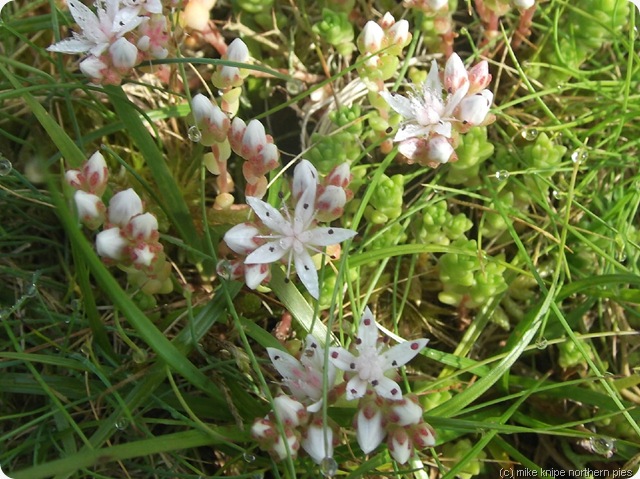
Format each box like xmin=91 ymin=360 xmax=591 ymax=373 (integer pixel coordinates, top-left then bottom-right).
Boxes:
xmin=66 ymin=152 xmax=171 ymax=294
xmin=252 ymin=307 xmax=434 ymax=466
xmin=220 ymin=160 xmax=356 ymax=299
xmin=48 ymin=0 xmax=170 ymax=84
xmin=381 ymin=53 xmax=494 ymax=167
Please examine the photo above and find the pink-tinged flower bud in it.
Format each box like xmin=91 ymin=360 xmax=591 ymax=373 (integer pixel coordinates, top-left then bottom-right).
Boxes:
xmin=191 ymin=95 xmax=230 ymax=144
xmin=216 ymin=258 xmax=245 ymax=281
xmin=96 ymin=227 xmax=129 ymax=261
xmin=426 ymin=136 xmax=455 ymax=165
xmin=357 ymin=21 xmax=385 ymax=54
xmin=390 ymin=396 xmax=423 ymax=427
xmin=272 ymin=428 xmax=300 ymax=461
xmin=127 ymin=212 xmax=159 ymax=241
xmin=412 ymin=422 xmax=436 ymax=448
xmin=316 ymin=185 xmax=346 ymax=221
xmin=251 ymin=417 xmax=275 ymax=442
xmin=444 ymin=53 xmax=469 ymax=94
xmin=74 ymin=190 xmax=106 ymax=229
xmin=258 ymin=143 xmax=280 ymax=173
xmin=273 ymin=395 xmax=308 ymax=428
xmin=379 ymin=12 xmax=396 ymax=29
xmin=457 ymin=90 xmax=493 ymax=126
xmin=244 ymin=263 xmax=270 ymax=289
xmin=388 ymin=427 xmax=412 ymax=465
xmin=83 ymin=151 xmax=108 ymax=196
xmin=65 ymin=169 xmax=84 ymax=190
xmin=325 ymin=163 xmax=352 ymax=189
xmin=224 ymin=222 xmax=262 ymax=255
xmin=108 ymin=188 xmax=143 ymax=227
xmin=292 ymin=159 xmax=318 ymax=201
xmin=427 ymin=0 xmax=448 ymax=9
xmin=355 ymin=404 xmax=386 ymax=454
xmin=513 ymin=0 xmax=535 ymax=9
xmin=228 ymin=116 xmax=247 ymax=154
xmin=183 ymin=0 xmax=212 ymax=31
xmin=109 ymin=37 xmax=138 ymax=70
xmin=79 ymin=56 xmax=107 ymax=81
xmin=467 ymin=61 xmax=492 ymax=94
xmin=387 ymin=20 xmax=410 ymax=47
xmin=244 ymin=176 xmax=268 ymax=199
xmin=241 ymin=119 xmax=267 ymax=160
xmin=227 ymin=38 xmax=250 ymax=63
xmin=302 ymin=422 xmax=334 ymax=464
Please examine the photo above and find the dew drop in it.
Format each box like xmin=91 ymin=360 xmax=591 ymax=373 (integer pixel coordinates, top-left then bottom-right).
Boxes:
xmin=535 ymin=337 xmax=548 ymax=349
xmin=243 ymin=452 xmax=256 ymax=463
xmin=617 ymin=251 xmax=627 ymax=262
xmin=188 ymin=125 xmax=202 ymax=143
xmin=115 ymin=418 xmax=129 ymax=430
xmin=25 ymin=283 xmax=37 ymax=297
xmin=521 ymin=128 xmax=538 ymax=141
xmin=132 ymin=349 xmax=148 ymax=364
xmin=589 ymin=436 xmax=616 ymax=457
xmin=552 ymin=190 xmax=561 ymax=199
xmin=320 ymin=457 xmax=338 ymax=478
xmin=571 ymin=148 xmax=588 ymax=164
xmin=494 ymin=170 xmax=510 ymax=181
xmin=0 ymin=156 xmax=12 ymax=176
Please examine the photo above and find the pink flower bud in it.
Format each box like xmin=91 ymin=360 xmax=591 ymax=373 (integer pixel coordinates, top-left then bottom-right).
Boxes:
xmin=444 ymin=53 xmax=469 ymax=94
xmin=83 ymin=151 xmax=108 ymax=196
xmin=316 ymin=185 xmax=346 ymax=221
xmin=379 ymin=12 xmax=396 ymax=29
xmin=65 ymin=169 xmax=84 ymax=190
xmin=271 ymin=428 xmax=300 ymax=460
xmin=109 ymin=37 xmax=138 ymax=70
xmin=241 ymin=119 xmax=267 ymax=160
xmin=131 ymin=243 xmax=158 ymax=269
xmin=388 ymin=427 xmax=412 ymax=464
xmin=226 ymin=38 xmax=249 ymax=63
xmin=390 ymin=396 xmax=424 ymax=427
xmin=457 ymin=90 xmax=493 ymax=126
xmin=108 ymin=188 xmax=143 ymax=227
xmin=273 ymin=395 xmax=308 ymax=428
xmin=74 ymin=190 xmax=105 ymax=229
xmin=355 ymin=404 xmax=386 ymax=454
xmin=191 ymin=94 xmax=230 ymax=143
xmin=426 ymin=135 xmax=455 ymax=165
xmin=127 ymin=212 xmax=159 ymax=241
xmin=228 ymin=116 xmax=247 ymax=154
xmin=244 ymin=263 xmax=270 ymax=289
xmin=412 ymin=422 xmax=436 ymax=448
xmin=96 ymin=227 xmax=129 ymax=261
xmin=79 ymin=56 xmax=107 ymax=81
xmin=387 ymin=20 xmax=410 ymax=47
xmin=251 ymin=417 xmax=275 ymax=442
xmin=292 ymin=159 xmax=318 ymax=201
xmin=358 ymin=21 xmax=385 ymax=54
xmin=325 ymin=163 xmax=352 ymax=189
xmin=467 ymin=60 xmax=492 ymax=94
xmin=223 ymin=222 xmax=262 ymax=255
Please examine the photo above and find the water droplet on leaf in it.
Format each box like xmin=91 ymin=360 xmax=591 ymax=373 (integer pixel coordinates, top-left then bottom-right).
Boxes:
xmin=535 ymin=337 xmax=548 ymax=349
xmin=494 ymin=170 xmax=510 ymax=181
xmin=320 ymin=457 xmax=338 ymax=477
xmin=115 ymin=418 xmax=129 ymax=430
xmin=589 ymin=436 xmax=616 ymax=457
xmin=571 ymin=149 xmax=588 ymax=164
xmin=25 ymin=283 xmax=37 ymax=297
xmin=0 ymin=156 xmax=12 ymax=176
xmin=243 ymin=452 xmax=256 ymax=463
xmin=521 ymin=128 xmax=538 ymax=141
xmin=188 ymin=126 xmax=202 ymax=143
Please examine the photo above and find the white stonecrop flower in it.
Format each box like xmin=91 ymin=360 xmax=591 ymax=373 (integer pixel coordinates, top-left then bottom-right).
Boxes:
xmin=47 ymin=0 xmax=144 ymax=57
xmin=328 ymin=307 xmax=429 ymax=401
xmin=108 ymin=188 xmax=143 ymax=227
xmin=225 ymin=160 xmax=356 ymax=299
xmin=380 ymin=56 xmax=468 ymax=143
xmin=267 ymin=335 xmax=336 ymax=413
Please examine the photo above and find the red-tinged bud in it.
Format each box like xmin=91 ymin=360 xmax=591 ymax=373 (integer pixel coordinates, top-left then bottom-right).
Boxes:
xmin=412 ymin=422 xmax=437 ymax=448
xmin=82 ymin=151 xmax=109 ymax=196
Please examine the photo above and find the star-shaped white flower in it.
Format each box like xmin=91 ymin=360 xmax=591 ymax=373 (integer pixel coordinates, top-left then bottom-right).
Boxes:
xmin=267 ymin=335 xmax=336 ymax=412
xmin=380 ymin=56 xmax=469 ymax=143
xmin=329 ymin=307 xmax=428 ymax=401
xmin=230 ymin=161 xmax=356 ymax=299
xmin=48 ymin=0 xmax=144 ymax=57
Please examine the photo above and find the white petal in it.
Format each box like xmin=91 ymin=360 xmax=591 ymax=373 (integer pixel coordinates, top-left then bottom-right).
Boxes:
xmin=302 ymin=226 xmax=356 ymax=247
xmin=223 ymin=222 xmax=261 ymax=255
xmin=328 ymin=347 xmax=356 ymax=371
xmin=243 ymin=263 xmax=269 ymax=289
xmin=345 ymin=376 xmax=368 ymax=400
xmin=267 ymin=347 xmax=304 ymax=381
xmin=47 ymin=36 xmax=93 ymax=54
xmin=273 ymin=395 xmax=307 ymax=428
xmin=380 ymin=90 xmax=415 ymax=120
xmin=457 ymin=90 xmax=493 ymax=125
xmin=391 ymin=399 xmax=424 ymax=426
xmin=294 ymin=248 xmax=319 ymax=298
xmin=397 ymin=138 xmax=428 ymax=162
xmin=356 ymin=407 xmax=386 ymax=454
xmin=245 ymin=240 xmax=289 ymax=264
xmin=444 ymin=53 xmax=468 ymax=93
xmin=302 ymin=424 xmax=333 ymax=464
xmin=246 ymin=196 xmax=289 ymax=234
xmin=292 ymin=159 xmax=318 ymax=201
xmin=356 ymin=307 xmax=379 ymax=351
xmin=108 ymin=188 xmax=143 ymax=227
xmin=388 ymin=429 xmax=412 ymax=464
xmin=294 ymin=186 xmax=316 ymax=230
xmin=424 ymin=60 xmax=442 ymax=94
xmin=427 ymin=136 xmax=454 ymax=164
xmin=373 ymin=376 xmax=404 ymax=400
xmin=393 ymin=123 xmax=431 ymax=142
xmin=227 ymin=38 xmax=250 ymax=62
xmin=67 ymin=0 xmax=101 ymax=38
xmin=95 ymin=227 xmax=128 ymax=261
xmin=381 ymin=338 xmax=429 ymax=370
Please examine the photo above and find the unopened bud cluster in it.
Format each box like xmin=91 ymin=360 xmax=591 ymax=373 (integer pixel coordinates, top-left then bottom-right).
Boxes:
xmin=48 ymin=0 xmax=171 ymax=84
xmin=66 ymin=152 xmax=171 ymax=295
xmin=252 ymin=307 xmax=434 ymax=467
